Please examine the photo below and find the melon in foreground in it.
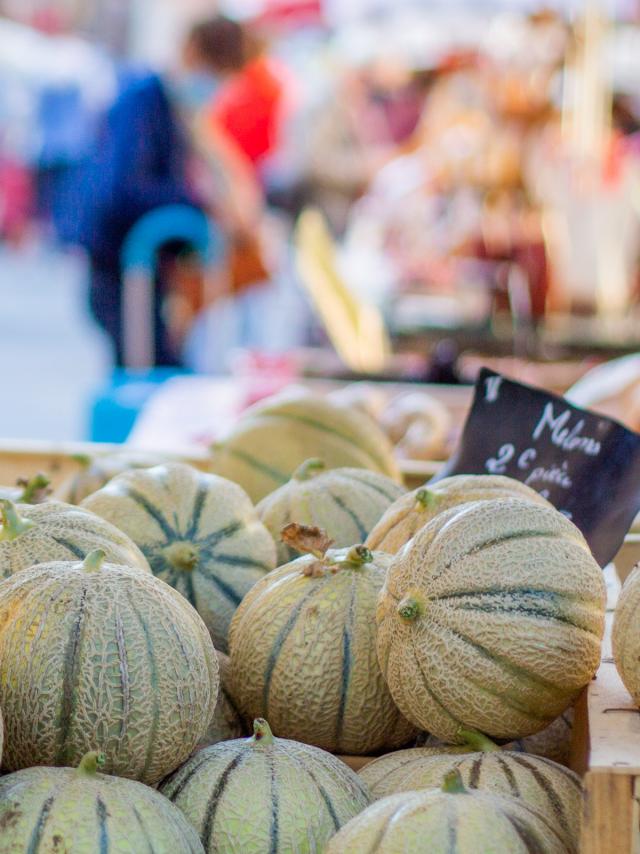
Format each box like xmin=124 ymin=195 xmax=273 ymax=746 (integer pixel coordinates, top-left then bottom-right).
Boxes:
xmin=82 ymin=463 xmax=276 ymax=652
xmin=359 ymin=730 xmax=581 ymax=852
xmin=613 ymin=565 xmax=640 ymax=706
xmin=0 ymin=499 xmax=150 ymax=578
xmin=161 ymin=718 xmax=371 ymax=854
xmin=229 ymin=528 xmax=417 ymax=754
xmin=209 ymin=392 xmax=401 ymax=503
xmin=257 ymin=458 xmax=405 ymax=564
xmin=366 ymin=473 xmax=551 ymax=554
xmin=0 ymin=752 xmax=203 ymax=853
xmin=326 ymin=770 xmax=566 ymax=854
xmin=0 ymin=550 xmax=218 ymax=785
xmin=377 ymin=498 xmax=605 ymax=743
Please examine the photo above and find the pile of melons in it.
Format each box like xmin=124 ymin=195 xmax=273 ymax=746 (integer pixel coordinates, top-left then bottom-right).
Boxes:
xmin=0 ymin=391 xmax=619 ymax=853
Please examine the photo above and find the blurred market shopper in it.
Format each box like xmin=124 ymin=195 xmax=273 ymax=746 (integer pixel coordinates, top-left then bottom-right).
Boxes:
xmin=76 ymin=16 xmax=261 ymax=367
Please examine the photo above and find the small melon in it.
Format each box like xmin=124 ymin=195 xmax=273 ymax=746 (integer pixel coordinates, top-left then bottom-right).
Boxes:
xmin=257 ymin=458 xmax=405 ymax=564
xmin=366 ymin=474 xmax=551 ymax=554
xmin=0 ymin=499 xmax=150 ymax=578
xmin=209 ymin=392 xmax=401 ymax=503
xmin=229 ymin=534 xmax=417 ymax=754
xmin=0 ymin=550 xmax=218 ymax=785
xmin=161 ymin=718 xmax=371 ymax=853
xmin=376 ymin=498 xmax=605 ymax=743
xmin=0 ymin=751 xmax=203 ymax=853
xmin=198 ymin=652 xmax=246 ymax=749
xmin=325 ymin=770 xmax=566 ymax=853
xmin=82 ymin=463 xmax=277 ymax=652
xmin=54 ymin=450 xmax=171 ymax=504
xmin=0 ymin=473 xmax=51 ymax=504
xmin=613 ymin=565 xmax=640 ymax=705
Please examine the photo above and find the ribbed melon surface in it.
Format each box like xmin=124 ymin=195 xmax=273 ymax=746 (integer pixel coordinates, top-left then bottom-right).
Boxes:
xmin=161 ymin=719 xmax=371 ymax=853
xmin=325 ymin=785 xmax=567 ymax=854
xmin=366 ymin=474 xmax=551 ymax=554
xmin=55 ymin=451 xmax=169 ymax=504
xmin=0 ymin=500 xmax=150 ymax=578
xmin=209 ymin=394 xmax=401 ymax=503
xmin=82 ymin=463 xmax=276 ymax=652
xmin=359 ymin=747 xmax=582 ymax=852
xmin=0 ymin=753 xmax=204 ymax=853
xmin=613 ymin=566 xmax=640 ymax=705
xmin=377 ymin=498 xmax=605 ymax=743
xmin=230 ymin=547 xmax=417 ymax=754
xmin=0 ymin=554 xmax=218 ymax=785
xmin=257 ymin=461 xmax=404 ymax=564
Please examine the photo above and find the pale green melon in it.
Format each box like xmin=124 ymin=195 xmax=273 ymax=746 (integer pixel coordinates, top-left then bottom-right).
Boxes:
xmin=209 ymin=393 xmax=401 ymax=503
xmin=198 ymin=652 xmax=246 ymax=749
xmin=54 ymin=450 xmax=171 ymax=504
xmin=82 ymin=463 xmax=276 ymax=652
xmin=612 ymin=566 xmax=640 ymax=707
xmin=0 ymin=550 xmax=218 ymax=785
xmin=377 ymin=498 xmax=605 ymax=743
xmin=359 ymin=730 xmax=582 ymax=852
xmin=366 ymin=474 xmax=551 ymax=554
xmin=0 ymin=499 xmax=150 ymax=578
xmin=229 ymin=543 xmax=416 ymax=755
xmin=257 ymin=458 xmax=405 ymax=564
xmin=0 ymin=473 xmax=51 ymax=504
xmin=161 ymin=718 xmax=371 ymax=853
xmin=0 ymin=752 xmax=204 ymax=853
xmin=325 ymin=771 xmax=567 ymax=853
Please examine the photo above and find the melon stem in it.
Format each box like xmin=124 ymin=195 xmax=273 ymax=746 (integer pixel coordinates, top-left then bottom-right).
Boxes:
xmin=18 ymin=473 xmax=51 ymax=504
xmin=71 ymin=453 xmax=93 ymax=468
xmin=442 ymin=769 xmax=467 ymax=795
xmin=165 ymin=542 xmax=199 ymax=571
xmin=77 ymin=751 xmax=106 ymax=776
xmin=0 ymin=500 xmax=35 ymax=541
xmin=458 ymin=729 xmax=501 ymax=753
xmin=292 ymin=458 xmax=325 ymax=481
xmin=397 ymin=594 xmax=423 ymax=622
xmin=343 ymin=545 xmax=373 ymax=566
xmin=415 ymin=488 xmax=439 ymax=510
xmin=83 ymin=550 xmax=107 ymax=573
xmin=251 ymin=718 xmax=275 ymax=746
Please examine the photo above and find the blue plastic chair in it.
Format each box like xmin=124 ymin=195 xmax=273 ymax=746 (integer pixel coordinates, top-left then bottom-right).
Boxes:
xmin=89 ymin=205 xmax=225 ymax=443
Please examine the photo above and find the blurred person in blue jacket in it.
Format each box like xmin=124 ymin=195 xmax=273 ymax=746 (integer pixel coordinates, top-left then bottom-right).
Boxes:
xmin=77 ymin=16 xmax=262 ymax=366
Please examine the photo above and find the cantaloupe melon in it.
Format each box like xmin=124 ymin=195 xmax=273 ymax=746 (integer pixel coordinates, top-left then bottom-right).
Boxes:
xmin=55 ymin=450 xmax=170 ymax=504
xmin=376 ymin=498 xmax=605 ymax=743
xmin=82 ymin=463 xmax=276 ymax=652
xmin=325 ymin=770 xmax=567 ymax=853
xmin=359 ymin=730 xmax=582 ymax=852
xmin=0 ymin=473 xmax=51 ymax=504
xmin=209 ymin=393 xmax=401 ymax=503
xmin=0 ymin=499 xmax=150 ymax=578
xmin=198 ymin=652 xmax=246 ymax=749
xmin=229 ymin=534 xmax=417 ymax=755
xmin=0 ymin=550 xmax=218 ymax=785
xmin=257 ymin=459 xmax=404 ymax=564
xmin=366 ymin=474 xmax=551 ymax=554
xmin=613 ymin=565 xmax=640 ymax=705
xmin=161 ymin=718 xmax=371 ymax=853
xmin=0 ymin=751 xmax=204 ymax=853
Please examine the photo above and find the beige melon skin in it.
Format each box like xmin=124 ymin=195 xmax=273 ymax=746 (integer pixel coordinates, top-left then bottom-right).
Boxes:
xmin=161 ymin=719 xmax=371 ymax=854
xmin=366 ymin=474 xmax=552 ymax=554
xmin=0 ymin=500 xmax=150 ymax=578
xmin=229 ymin=547 xmax=417 ymax=755
xmin=359 ymin=739 xmax=582 ymax=852
xmin=613 ymin=565 xmax=640 ymax=705
xmin=55 ymin=450 xmax=171 ymax=504
xmin=0 ymin=553 xmax=219 ymax=785
xmin=209 ymin=393 xmax=401 ymax=503
xmin=83 ymin=463 xmax=277 ymax=653
xmin=256 ymin=460 xmax=405 ymax=565
xmin=377 ymin=498 xmax=606 ymax=744
xmin=198 ymin=652 xmax=247 ymax=749
xmin=0 ymin=752 xmax=204 ymax=853
xmin=325 ymin=781 xmax=567 ymax=854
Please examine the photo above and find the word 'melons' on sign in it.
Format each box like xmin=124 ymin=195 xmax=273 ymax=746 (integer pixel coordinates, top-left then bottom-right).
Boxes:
xmin=436 ymin=368 xmax=640 ymax=567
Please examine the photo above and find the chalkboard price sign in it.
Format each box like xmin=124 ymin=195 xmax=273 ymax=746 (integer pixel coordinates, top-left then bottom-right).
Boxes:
xmin=436 ymin=369 xmax=640 ymax=566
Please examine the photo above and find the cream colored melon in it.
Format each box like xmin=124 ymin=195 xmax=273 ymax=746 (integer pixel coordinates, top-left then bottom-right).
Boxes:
xmin=0 ymin=550 xmax=218 ymax=785
xmin=326 ymin=771 xmax=567 ymax=853
xmin=359 ymin=730 xmax=581 ymax=852
xmin=613 ymin=565 xmax=640 ymax=705
xmin=82 ymin=463 xmax=276 ymax=652
xmin=198 ymin=652 xmax=246 ymax=749
xmin=229 ymin=540 xmax=417 ymax=754
xmin=161 ymin=718 xmax=371 ymax=853
xmin=55 ymin=450 xmax=171 ymax=504
xmin=257 ymin=459 xmax=404 ymax=565
xmin=209 ymin=393 xmax=401 ymax=503
xmin=0 ymin=752 xmax=204 ymax=853
xmin=377 ymin=498 xmax=605 ymax=743
xmin=0 ymin=499 xmax=150 ymax=578
xmin=366 ymin=474 xmax=551 ymax=553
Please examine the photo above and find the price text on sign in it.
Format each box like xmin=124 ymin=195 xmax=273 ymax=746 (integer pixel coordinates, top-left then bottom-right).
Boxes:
xmin=436 ymin=369 xmax=640 ymax=566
